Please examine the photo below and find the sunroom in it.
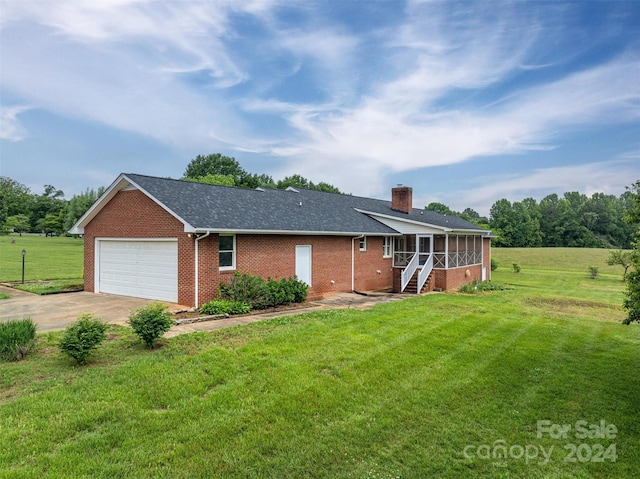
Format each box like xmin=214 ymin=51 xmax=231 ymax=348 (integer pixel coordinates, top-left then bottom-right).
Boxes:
xmin=392 ymin=232 xmax=487 ymax=293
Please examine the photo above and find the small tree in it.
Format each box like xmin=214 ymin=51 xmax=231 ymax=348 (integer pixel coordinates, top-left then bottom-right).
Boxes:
xmin=606 ymin=250 xmax=633 ymax=281
xmin=5 ymin=214 xmax=30 ymax=235
xmin=59 ymin=314 xmax=107 ymax=365
xmin=128 ymin=302 xmax=174 ymax=348
xmin=589 ymin=266 xmax=599 ymax=279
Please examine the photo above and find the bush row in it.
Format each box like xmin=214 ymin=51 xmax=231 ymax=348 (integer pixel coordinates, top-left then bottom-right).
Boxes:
xmin=218 ymin=272 xmax=308 ymax=310
xmin=199 ymin=300 xmax=251 ymax=316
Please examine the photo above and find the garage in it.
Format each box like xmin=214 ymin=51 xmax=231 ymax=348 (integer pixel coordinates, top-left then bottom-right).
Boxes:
xmin=96 ymin=239 xmax=178 ymax=303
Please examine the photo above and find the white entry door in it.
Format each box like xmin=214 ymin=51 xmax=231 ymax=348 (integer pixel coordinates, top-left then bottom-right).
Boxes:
xmin=295 ymin=245 xmax=312 ymax=286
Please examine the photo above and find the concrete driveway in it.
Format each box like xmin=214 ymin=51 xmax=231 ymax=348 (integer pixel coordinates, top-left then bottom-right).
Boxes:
xmin=0 ymin=284 xmax=408 ymax=335
xmin=0 ymin=285 xmax=177 ymax=332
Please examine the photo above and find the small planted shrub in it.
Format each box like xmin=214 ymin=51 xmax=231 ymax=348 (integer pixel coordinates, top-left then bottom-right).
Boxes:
xmin=0 ymin=317 xmax=36 ymax=361
xmin=59 ymin=313 xmax=107 ymax=365
xmin=490 ymin=258 xmax=499 ymax=271
xmin=128 ymin=302 xmax=174 ymax=348
xmin=459 ymin=280 xmax=509 ymax=294
xmin=589 ymin=266 xmax=599 ymax=279
xmin=199 ymin=300 xmax=251 ymax=316
xmin=512 ymin=262 xmax=521 ymax=273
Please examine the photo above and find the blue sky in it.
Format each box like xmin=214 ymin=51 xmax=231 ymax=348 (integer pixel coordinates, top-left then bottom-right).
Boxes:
xmin=1 ymin=0 xmax=638 ymax=215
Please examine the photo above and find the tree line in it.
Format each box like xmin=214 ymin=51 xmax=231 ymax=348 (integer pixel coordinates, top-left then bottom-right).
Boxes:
xmin=0 ymin=153 xmax=341 ymax=236
xmin=0 ymin=177 xmax=105 ymax=237
xmin=0 ymin=152 xmax=636 ymax=251
xmin=427 ymin=190 xmax=636 ymax=250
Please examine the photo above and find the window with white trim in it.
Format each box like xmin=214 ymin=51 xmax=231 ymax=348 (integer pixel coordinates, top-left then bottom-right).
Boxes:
xmin=359 ymin=236 xmax=367 ymax=251
xmin=383 ymin=236 xmax=392 ymax=258
xmin=219 ymin=235 xmax=235 ymax=270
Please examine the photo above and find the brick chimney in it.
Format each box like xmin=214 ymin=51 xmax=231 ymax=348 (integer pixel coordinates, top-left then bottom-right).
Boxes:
xmin=391 ymin=185 xmax=412 ymax=213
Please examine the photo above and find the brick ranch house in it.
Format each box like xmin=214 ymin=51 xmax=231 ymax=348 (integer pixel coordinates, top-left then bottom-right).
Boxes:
xmin=70 ymin=173 xmax=493 ymax=307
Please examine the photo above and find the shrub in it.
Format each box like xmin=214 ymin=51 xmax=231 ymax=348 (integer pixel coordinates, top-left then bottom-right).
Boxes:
xmin=512 ymin=262 xmax=521 ymax=273
xmin=490 ymin=258 xmax=499 ymax=271
xmin=128 ymin=302 xmax=174 ymax=348
xmin=288 ymin=276 xmax=309 ymax=303
xmin=219 ymin=272 xmax=267 ymax=307
xmin=219 ymin=273 xmax=308 ymax=309
xmin=0 ymin=317 xmax=36 ymax=361
xmin=589 ymin=266 xmax=599 ymax=279
xmin=459 ymin=280 xmax=509 ymax=294
xmin=199 ymin=300 xmax=251 ymax=316
xmin=59 ymin=314 xmax=107 ymax=365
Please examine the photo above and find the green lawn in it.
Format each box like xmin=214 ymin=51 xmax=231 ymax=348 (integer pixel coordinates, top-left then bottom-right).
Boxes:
xmin=1 ymin=248 xmax=638 ymax=478
xmin=0 ymin=234 xmax=84 ymax=292
xmin=492 ymin=247 xmax=626 ymax=276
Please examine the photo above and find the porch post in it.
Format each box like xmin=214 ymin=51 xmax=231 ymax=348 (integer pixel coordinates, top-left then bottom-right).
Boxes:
xmin=445 ymin=234 xmax=449 ymax=269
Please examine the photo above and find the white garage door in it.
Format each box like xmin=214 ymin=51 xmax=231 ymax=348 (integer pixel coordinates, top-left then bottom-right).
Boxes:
xmin=97 ymin=240 xmax=178 ymax=302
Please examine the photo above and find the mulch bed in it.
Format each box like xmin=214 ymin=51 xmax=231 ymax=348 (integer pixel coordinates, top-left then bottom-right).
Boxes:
xmin=172 ymin=301 xmax=315 ymax=322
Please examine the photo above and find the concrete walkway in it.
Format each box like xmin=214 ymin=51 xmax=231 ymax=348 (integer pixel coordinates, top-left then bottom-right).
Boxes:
xmin=0 ymin=285 xmax=408 ymax=336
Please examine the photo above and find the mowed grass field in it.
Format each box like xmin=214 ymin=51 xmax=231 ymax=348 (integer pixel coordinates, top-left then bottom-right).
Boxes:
xmin=1 ymin=247 xmax=639 ymax=478
xmin=0 ymin=234 xmax=84 ymax=282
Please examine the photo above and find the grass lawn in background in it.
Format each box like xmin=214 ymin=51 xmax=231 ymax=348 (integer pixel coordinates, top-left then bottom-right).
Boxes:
xmin=0 ymin=234 xmax=84 ymax=293
xmin=1 ymin=247 xmax=638 ymax=477
xmin=492 ymin=247 xmax=626 ymax=276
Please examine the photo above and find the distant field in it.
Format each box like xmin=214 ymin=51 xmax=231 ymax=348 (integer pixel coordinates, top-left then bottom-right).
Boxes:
xmin=492 ymin=247 xmax=626 ymax=275
xmin=0 ymin=234 xmax=84 ymax=282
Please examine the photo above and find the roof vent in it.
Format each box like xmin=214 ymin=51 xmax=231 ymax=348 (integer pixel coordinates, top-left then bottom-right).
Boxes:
xmin=255 ymin=187 xmax=265 ymax=192
xmin=286 ymin=186 xmax=299 ymax=193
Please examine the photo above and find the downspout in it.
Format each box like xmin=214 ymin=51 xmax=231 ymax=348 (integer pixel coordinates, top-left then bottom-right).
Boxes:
xmin=351 ymin=235 xmax=364 ymax=292
xmin=194 ymin=231 xmax=211 ymax=307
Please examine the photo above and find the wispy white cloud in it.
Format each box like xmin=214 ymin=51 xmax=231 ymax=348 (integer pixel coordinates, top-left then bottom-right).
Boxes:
xmin=0 ymin=105 xmax=29 ymax=141
xmin=253 ymin=3 xmax=639 ymax=197
xmin=0 ymin=0 xmax=637 ymax=203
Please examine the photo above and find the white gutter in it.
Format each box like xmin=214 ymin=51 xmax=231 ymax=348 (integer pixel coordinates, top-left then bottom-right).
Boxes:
xmin=351 ymin=235 xmax=364 ymax=292
xmin=194 ymin=231 xmax=211 ymax=307
xmin=192 ymin=227 xmax=400 ymax=236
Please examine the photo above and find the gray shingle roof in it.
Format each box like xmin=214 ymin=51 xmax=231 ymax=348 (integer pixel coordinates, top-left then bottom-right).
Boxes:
xmin=125 ymin=173 xmax=485 ymax=235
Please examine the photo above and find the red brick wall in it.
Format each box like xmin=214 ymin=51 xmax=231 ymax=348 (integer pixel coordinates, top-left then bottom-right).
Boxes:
xmin=198 ymin=234 xmax=393 ymax=305
xmin=354 ymin=236 xmax=394 ymax=292
xmin=83 ymin=190 xmax=196 ymax=306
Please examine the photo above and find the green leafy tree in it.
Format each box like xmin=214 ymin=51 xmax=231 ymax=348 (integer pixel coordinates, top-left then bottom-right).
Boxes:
xmin=606 ymin=250 xmax=633 ymax=281
xmin=63 ymin=187 xmax=105 ymax=233
xmin=622 ymin=180 xmax=640 ymax=324
xmin=184 ymin=153 xmax=246 ymax=180
xmin=30 ymin=185 xmax=65 ymax=232
xmin=313 ymin=182 xmax=340 ymax=193
xmin=425 ymin=202 xmax=455 ymax=215
xmin=37 ymin=213 xmax=64 ymax=236
xmin=5 ymin=214 xmax=30 ymax=235
xmin=183 ymin=174 xmax=236 ymax=187
xmin=183 ymin=153 xmax=276 ymax=189
xmin=277 ymin=174 xmax=311 ymax=190
xmin=0 ymin=177 xmax=32 ymax=216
